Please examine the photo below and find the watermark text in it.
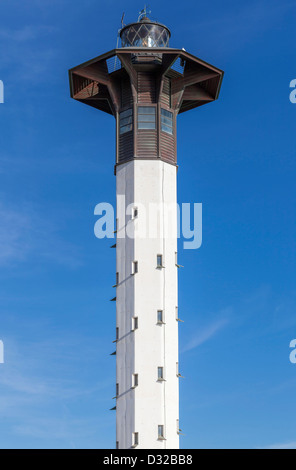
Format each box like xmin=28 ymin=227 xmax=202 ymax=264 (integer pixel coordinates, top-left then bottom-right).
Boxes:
xmin=94 ymin=198 xmax=202 ymax=250
xmin=0 ymin=80 xmax=3 ymax=104
xmin=289 ymin=339 xmax=296 ymax=364
xmin=289 ymin=79 xmax=296 ymax=103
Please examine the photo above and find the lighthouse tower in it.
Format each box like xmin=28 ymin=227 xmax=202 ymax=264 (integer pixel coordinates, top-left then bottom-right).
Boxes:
xmin=69 ymin=10 xmax=223 ymax=449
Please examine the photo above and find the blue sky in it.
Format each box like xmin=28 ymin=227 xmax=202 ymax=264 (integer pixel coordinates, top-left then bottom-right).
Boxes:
xmin=0 ymin=0 xmax=295 ymax=449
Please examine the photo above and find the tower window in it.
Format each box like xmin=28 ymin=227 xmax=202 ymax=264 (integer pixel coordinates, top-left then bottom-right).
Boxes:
xmin=161 ymin=108 xmax=173 ymax=135
xmin=157 ymin=254 xmax=163 ymax=268
xmin=138 ymin=106 xmax=156 ymax=130
xmin=116 ymin=327 xmax=119 ymax=341
xmin=116 ymin=383 xmax=119 ymax=397
xmin=132 ymin=261 xmax=138 ymax=274
xmin=157 ymin=367 xmax=164 ymax=380
xmin=132 ymin=432 xmax=139 ymax=447
xmin=132 ymin=316 xmax=138 ymax=330
xmin=158 ymin=425 xmax=165 ymax=439
xmin=116 ymin=272 xmax=119 ymax=285
xmin=157 ymin=310 xmax=163 ymax=324
xmin=119 ymin=108 xmax=133 ymax=135
xmin=132 ymin=373 xmax=138 ymax=388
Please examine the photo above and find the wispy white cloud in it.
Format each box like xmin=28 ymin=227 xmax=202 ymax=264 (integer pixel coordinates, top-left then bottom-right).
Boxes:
xmin=0 ymin=203 xmax=32 ymax=265
xmin=0 ymin=331 xmax=113 ymax=446
xmin=260 ymin=441 xmax=296 ymax=449
xmin=0 ymin=23 xmax=58 ymax=83
xmin=0 ymin=201 xmax=82 ymax=268
xmin=0 ymin=148 xmax=104 ymax=176
xmin=0 ymin=25 xmax=55 ymax=42
xmin=11 ymin=415 xmax=107 ymax=442
xmin=181 ymin=311 xmax=230 ymax=353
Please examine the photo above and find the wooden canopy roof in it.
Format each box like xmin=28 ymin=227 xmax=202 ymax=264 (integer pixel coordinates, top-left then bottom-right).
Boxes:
xmin=69 ymin=48 xmax=224 ymax=116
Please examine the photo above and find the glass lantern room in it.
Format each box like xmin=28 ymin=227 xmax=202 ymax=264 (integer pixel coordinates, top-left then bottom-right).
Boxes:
xmin=120 ymin=17 xmax=171 ymax=48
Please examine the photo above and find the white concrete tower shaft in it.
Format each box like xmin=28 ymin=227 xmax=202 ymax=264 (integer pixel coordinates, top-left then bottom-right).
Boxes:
xmin=116 ymin=159 xmax=179 ymax=449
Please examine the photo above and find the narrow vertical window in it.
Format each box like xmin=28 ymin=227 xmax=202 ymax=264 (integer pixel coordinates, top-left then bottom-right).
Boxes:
xmin=132 ymin=261 xmax=138 ymax=274
xmin=116 ymin=327 xmax=119 ymax=341
xmin=158 ymin=425 xmax=164 ymax=439
xmin=132 ymin=432 xmax=139 ymax=447
xmin=138 ymin=106 xmax=156 ymax=130
xmin=157 ymin=254 xmax=163 ymax=268
xmin=157 ymin=310 xmax=163 ymax=324
xmin=132 ymin=317 xmax=138 ymax=330
xmin=116 ymin=441 xmax=119 ymax=449
xmin=116 ymin=383 xmax=119 ymax=397
xmin=157 ymin=367 xmax=164 ymax=380
xmin=119 ymin=108 xmax=133 ymax=134
xmin=161 ymin=108 xmax=173 ymax=134
xmin=116 ymin=272 xmax=119 ymax=285
xmin=132 ymin=373 xmax=138 ymax=388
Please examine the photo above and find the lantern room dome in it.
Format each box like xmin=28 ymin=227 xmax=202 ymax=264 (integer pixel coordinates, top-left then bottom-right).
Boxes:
xmin=120 ymin=17 xmax=171 ymax=48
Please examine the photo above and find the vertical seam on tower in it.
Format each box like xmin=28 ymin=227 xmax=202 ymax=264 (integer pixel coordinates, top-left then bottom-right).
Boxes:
xmin=162 ymin=161 xmax=167 ymax=449
xmin=132 ymin=162 xmax=136 ymax=447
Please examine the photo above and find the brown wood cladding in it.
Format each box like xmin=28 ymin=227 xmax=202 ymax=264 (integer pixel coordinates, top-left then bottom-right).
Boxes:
xmin=160 ymin=130 xmax=175 ymax=163
xmin=73 ymin=74 xmax=92 ymax=96
xmin=136 ymin=129 xmax=158 ymax=157
xmin=121 ymin=78 xmax=133 ymax=108
xmin=70 ymin=48 xmax=223 ymax=118
xmin=198 ymin=75 xmax=221 ymax=99
xmin=160 ymin=76 xmax=171 ymax=108
xmin=71 ymin=49 xmax=223 ymax=169
xmin=137 ymin=72 xmax=156 ymax=103
xmin=117 ymin=70 xmax=177 ymax=164
xmin=119 ymin=131 xmax=134 ymax=162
